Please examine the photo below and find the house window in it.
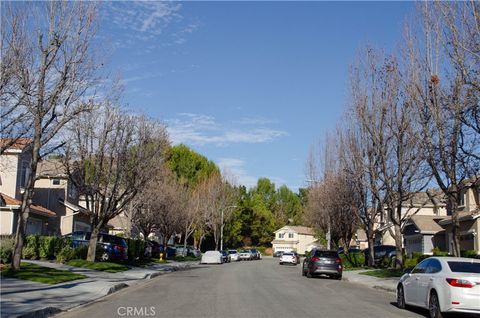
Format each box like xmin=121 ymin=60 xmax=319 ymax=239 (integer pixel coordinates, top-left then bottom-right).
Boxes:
xmin=458 ymin=192 xmax=465 ymax=207
xmin=288 ymin=233 xmax=294 ymax=238
xmin=279 ymin=233 xmax=284 ymax=239
xmin=20 ymin=161 xmax=30 ymax=188
xmin=68 ymin=182 xmax=78 ymax=199
xmin=52 ymin=178 xmax=60 ymax=185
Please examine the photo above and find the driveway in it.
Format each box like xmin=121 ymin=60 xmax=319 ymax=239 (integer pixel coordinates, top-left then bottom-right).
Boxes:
xmin=57 ymin=258 xmax=427 ymax=318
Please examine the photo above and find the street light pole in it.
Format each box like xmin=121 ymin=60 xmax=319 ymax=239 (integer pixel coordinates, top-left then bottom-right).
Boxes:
xmin=220 ymin=205 xmax=237 ymax=251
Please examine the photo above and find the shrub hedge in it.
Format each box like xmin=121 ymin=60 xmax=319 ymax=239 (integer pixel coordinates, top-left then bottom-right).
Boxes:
xmin=0 ymin=236 xmax=15 ymax=264
xmin=126 ymin=238 xmax=146 ymax=261
xmin=340 ymin=252 xmax=365 ymax=268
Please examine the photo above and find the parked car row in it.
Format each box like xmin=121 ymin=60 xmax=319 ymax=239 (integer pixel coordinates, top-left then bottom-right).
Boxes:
xmin=201 ymin=248 xmax=262 ymax=264
xmin=144 ymin=241 xmax=200 ymax=259
xmin=65 ymin=231 xmax=128 ymax=262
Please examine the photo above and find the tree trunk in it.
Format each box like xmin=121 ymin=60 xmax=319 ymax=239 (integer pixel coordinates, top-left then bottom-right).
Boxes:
xmin=367 ymin=233 xmax=375 ymax=267
xmin=12 ymin=136 xmax=41 ymax=270
xmin=393 ymin=223 xmax=403 ymax=269
xmin=87 ymin=226 xmax=100 ymax=262
xmin=198 ymin=234 xmax=205 ymax=252
xmin=449 ymin=196 xmax=461 ymax=256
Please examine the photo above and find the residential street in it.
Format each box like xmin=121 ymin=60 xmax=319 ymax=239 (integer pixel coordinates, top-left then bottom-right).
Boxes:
xmin=57 ymin=258 xmax=426 ymax=318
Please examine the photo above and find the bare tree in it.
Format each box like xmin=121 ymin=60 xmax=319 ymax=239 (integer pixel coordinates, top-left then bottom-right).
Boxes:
xmin=65 ymin=105 xmax=168 ymax=261
xmin=197 ymin=172 xmax=237 ymax=250
xmin=404 ymin=2 xmax=480 ymax=256
xmin=349 ymin=47 xmax=431 ymax=267
xmin=305 ymin=132 xmax=360 ymax=251
xmin=149 ymin=166 xmax=186 ymax=257
xmin=1 ymin=2 xmax=106 ymax=270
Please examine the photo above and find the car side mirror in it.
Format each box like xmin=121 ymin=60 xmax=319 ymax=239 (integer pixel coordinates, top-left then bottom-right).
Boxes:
xmin=403 ymin=267 xmax=413 ymax=274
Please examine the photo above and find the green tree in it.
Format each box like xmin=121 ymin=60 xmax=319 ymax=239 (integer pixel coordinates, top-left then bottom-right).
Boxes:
xmin=166 ymin=144 xmax=218 ymax=188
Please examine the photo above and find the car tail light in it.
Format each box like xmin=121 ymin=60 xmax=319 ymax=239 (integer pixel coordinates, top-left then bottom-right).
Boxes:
xmin=311 ymin=257 xmax=320 ymax=262
xmin=335 ymin=258 xmax=342 ymax=264
xmin=446 ymin=278 xmax=475 ymax=288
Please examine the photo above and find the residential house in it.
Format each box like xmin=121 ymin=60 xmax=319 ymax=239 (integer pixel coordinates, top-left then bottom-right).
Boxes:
xmin=350 ymin=229 xmax=368 ymax=250
xmin=0 ymin=139 xmax=56 ymax=235
xmin=375 ymin=191 xmax=447 ymax=247
xmin=33 ymin=159 xmax=91 ymax=236
xmin=271 ymin=226 xmax=317 ymax=254
xmin=403 ymin=215 xmax=446 ymax=257
xmin=438 ymin=179 xmax=480 ymax=255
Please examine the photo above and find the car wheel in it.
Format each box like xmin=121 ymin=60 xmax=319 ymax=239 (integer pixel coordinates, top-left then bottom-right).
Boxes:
xmin=306 ymin=271 xmax=312 ymax=278
xmin=429 ymin=291 xmax=443 ymax=318
xmin=335 ymin=274 xmax=342 ymax=280
xmin=100 ymin=252 xmax=110 ymax=262
xmin=397 ymin=285 xmax=406 ymax=309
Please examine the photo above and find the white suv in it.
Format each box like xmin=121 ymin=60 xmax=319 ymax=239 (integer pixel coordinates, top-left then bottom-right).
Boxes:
xmin=280 ymin=252 xmax=297 ymax=265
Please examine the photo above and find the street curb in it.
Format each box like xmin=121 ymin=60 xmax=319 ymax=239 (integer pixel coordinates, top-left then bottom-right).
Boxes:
xmin=147 ymin=272 xmax=163 ymax=279
xmin=11 ymin=263 xmax=195 ymax=318
xmin=18 ymin=307 xmax=62 ymax=318
xmin=342 ymin=277 xmax=396 ymax=294
xmin=107 ymin=283 xmax=129 ymax=295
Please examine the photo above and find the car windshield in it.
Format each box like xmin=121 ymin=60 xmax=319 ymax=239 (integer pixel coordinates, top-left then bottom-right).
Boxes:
xmin=314 ymin=251 xmax=338 ymax=258
xmin=228 ymin=250 xmax=237 ymax=254
xmin=447 ymin=261 xmax=480 ymax=273
xmin=241 ymin=250 xmax=250 ymax=253
xmin=282 ymin=253 xmax=293 ymax=256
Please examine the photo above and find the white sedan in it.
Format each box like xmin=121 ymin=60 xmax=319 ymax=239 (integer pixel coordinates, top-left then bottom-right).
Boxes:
xmin=397 ymin=256 xmax=480 ymax=318
xmin=200 ymin=251 xmax=223 ymax=264
xmin=279 ymin=252 xmax=297 ymax=265
xmin=228 ymin=250 xmax=240 ymax=261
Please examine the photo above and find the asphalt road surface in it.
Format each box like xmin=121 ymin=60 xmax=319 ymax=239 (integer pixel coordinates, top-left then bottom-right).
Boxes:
xmin=57 ymin=258 xmax=428 ymax=318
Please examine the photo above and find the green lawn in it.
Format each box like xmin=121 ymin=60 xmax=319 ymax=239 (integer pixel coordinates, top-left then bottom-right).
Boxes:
xmin=1 ymin=262 xmax=86 ymax=284
xmin=359 ymin=268 xmax=404 ymax=278
xmin=66 ymin=259 xmax=130 ymax=273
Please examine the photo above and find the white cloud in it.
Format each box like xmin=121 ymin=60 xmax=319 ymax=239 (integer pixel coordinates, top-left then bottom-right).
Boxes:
xmin=234 ymin=116 xmax=279 ymax=125
xmin=166 ymin=113 xmax=288 ymax=146
xmin=217 ymin=158 xmax=257 ymax=188
xmin=217 ymin=158 xmax=291 ymax=190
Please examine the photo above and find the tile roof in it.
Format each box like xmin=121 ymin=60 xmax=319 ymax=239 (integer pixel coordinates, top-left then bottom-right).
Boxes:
xmin=0 ymin=192 xmax=56 ymax=217
xmin=37 ymin=159 xmax=67 ymax=178
xmin=0 ymin=138 xmax=32 ymax=151
xmin=408 ymin=215 xmax=444 ymax=234
xmin=287 ymin=226 xmax=315 ymax=235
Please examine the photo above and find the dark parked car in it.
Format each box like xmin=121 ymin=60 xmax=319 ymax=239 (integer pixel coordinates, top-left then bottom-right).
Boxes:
xmin=363 ymin=245 xmax=396 ymax=266
xmin=147 ymin=240 xmax=162 ymax=258
xmin=302 ymin=249 xmax=342 ymax=280
xmin=159 ymin=245 xmax=177 ymax=258
xmin=273 ymin=251 xmax=284 ymax=258
xmin=65 ymin=231 xmax=128 ymax=261
xmin=220 ymin=250 xmax=231 ymax=263
xmin=250 ymin=248 xmax=260 ymax=260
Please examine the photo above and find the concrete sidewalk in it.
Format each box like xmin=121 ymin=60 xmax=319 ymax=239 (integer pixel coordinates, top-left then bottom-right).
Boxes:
xmin=342 ymin=269 xmax=399 ymax=293
xmin=1 ymin=260 xmax=197 ymax=318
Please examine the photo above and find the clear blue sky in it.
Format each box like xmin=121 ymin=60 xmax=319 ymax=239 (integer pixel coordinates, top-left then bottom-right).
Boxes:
xmin=99 ymin=1 xmax=414 ymax=191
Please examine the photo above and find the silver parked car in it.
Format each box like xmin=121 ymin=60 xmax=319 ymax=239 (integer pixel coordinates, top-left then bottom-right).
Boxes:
xmin=239 ymin=250 xmax=253 ymax=261
xmin=397 ymin=257 xmax=480 ymax=318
